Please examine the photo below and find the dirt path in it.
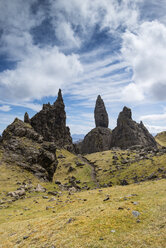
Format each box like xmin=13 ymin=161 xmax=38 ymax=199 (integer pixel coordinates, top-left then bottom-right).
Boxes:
xmin=77 ymin=154 xmax=100 ymax=188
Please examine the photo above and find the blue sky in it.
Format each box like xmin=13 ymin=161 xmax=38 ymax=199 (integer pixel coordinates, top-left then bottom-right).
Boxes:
xmin=0 ymin=0 xmax=166 ymax=135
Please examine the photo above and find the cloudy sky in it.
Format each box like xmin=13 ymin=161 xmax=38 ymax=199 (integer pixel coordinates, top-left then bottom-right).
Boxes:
xmin=0 ymin=0 xmax=166 ymax=136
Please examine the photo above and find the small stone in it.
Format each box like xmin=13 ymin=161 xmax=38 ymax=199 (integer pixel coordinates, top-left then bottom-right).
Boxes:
xmin=48 ymin=197 xmax=56 ymax=202
xmin=111 ymin=230 xmax=116 ymax=233
xmin=23 ymin=235 xmax=29 ymax=239
xmin=35 ymin=184 xmax=46 ymax=192
xmin=55 ymin=181 xmax=61 ymax=185
xmin=132 ymin=210 xmax=140 ymax=217
xmin=103 ymin=197 xmax=110 ymax=201
xmin=99 ymin=237 xmax=104 ymax=240
xmin=42 ymin=196 xmax=49 ymax=199
xmin=57 ymin=154 xmax=66 ymax=159
xmin=132 ymin=201 xmax=139 ymax=205
xmin=136 ymin=219 xmax=141 ymax=223
xmin=46 ymin=206 xmax=54 ymax=210
xmin=118 ymin=207 xmax=124 ymax=210
xmin=67 ymin=218 xmax=75 ymax=224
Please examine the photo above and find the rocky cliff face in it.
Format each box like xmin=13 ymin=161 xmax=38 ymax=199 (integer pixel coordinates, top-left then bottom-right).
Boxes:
xmin=94 ymin=95 xmax=109 ymax=128
xmin=1 ymin=118 xmax=58 ymax=181
xmin=81 ymin=127 xmax=112 ymax=154
xmin=30 ymin=89 xmax=73 ymax=151
xmin=111 ymin=106 xmax=157 ymax=149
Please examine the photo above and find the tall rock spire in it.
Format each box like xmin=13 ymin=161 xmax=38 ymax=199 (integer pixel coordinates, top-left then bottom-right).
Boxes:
xmin=94 ymin=95 xmax=109 ymax=128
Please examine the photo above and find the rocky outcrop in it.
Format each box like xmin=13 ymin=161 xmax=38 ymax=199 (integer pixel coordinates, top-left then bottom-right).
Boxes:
xmin=1 ymin=118 xmax=58 ymax=181
xmin=94 ymin=95 xmax=109 ymax=128
xmin=81 ymin=127 xmax=112 ymax=154
xmin=30 ymin=89 xmax=73 ymax=151
xmin=111 ymin=106 xmax=157 ymax=149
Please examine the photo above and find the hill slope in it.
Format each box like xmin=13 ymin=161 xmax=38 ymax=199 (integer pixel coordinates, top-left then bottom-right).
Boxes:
xmin=155 ymin=131 xmax=166 ymax=147
xmin=0 ymin=160 xmax=166 ymax=248
xmin=1 ymin=147 xmax=166 ymax=247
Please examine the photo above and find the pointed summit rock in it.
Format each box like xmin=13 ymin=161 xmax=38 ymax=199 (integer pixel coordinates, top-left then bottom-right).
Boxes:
xmin=24 ymin=112 xmax=30 ymax=124
xmin=30 ymin=89 xmax=73 ymax=150
xmin=94 ymin=95 xmax=109 ymax=128
xmin=56 ymin=89 xmax=63 ymax=103
xmin=111 ymin=106 xmax=157 ymax=149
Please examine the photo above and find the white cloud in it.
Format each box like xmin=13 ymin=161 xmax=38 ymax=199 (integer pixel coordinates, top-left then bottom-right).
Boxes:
xmin=0 ymin=105 xmax=11 ymax=112
xmin=146 ymin=124 xmax=166 ymax=134
xmin=49 ymin=0 xmax=141 ymax=49
xmin=121 ymin=21 xmax=166 ymax=102
xmin=0 ymin=46 xmax=83 ymax=102
xmin=0 ymin=0 xmax=45 ymax=59
xmin=55 ymin=22 xmax=81 ymax=49
xmin=141 ymin=113 xmax=166 ymax=121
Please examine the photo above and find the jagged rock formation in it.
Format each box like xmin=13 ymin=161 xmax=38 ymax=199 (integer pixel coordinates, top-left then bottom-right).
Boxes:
xmin=94 ymin=95 xmax=109 ymax=128
xmin=1 ymin=118 xmax=58 ymax=181
xmin=111 ymin=106 xmax=157 ymax=149
xmin=30 ymin=89 xmax=73 ymax=151
xmin=81 ymin=127 xmax=112 ymax=154
xmin=24 ymin=112 xmax=30 ymax=124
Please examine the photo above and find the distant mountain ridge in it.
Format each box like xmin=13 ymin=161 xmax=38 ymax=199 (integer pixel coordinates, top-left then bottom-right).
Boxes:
xmin=72 ymin=134 xmax=85 ymax=143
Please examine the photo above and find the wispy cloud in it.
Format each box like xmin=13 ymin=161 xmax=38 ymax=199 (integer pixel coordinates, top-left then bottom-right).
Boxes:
xmin=0 ymin=105 xmax=11 ymax=112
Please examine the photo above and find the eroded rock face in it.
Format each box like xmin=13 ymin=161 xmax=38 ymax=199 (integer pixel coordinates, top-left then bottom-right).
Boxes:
xmin=94 ymin=95 xmax=109 ymax=128
xmin=111 ymin=106 xmax=157 ymax=149
xmin=1 ymin=118 xmax=58 ymax=181
xmin=81 ymin=127 xmax=112 ymax=154
xmin=30 ymin=89 xmax=73 ymax=151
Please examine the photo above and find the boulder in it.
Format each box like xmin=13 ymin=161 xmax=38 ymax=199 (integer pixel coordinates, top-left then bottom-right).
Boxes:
xmin=111 ymin=106 xmax=157 ymax=149
xmin=94 ymin=95 xmax=109 ymax=128
xmin=30 ymin=89 xmax=73 ymax=151
xmin=81 ymin=127 xmax=112 ymax=154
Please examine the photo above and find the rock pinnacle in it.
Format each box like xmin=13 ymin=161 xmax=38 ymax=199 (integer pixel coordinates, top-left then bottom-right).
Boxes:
xmin=94 ymin=95 xmax=109 ymax=128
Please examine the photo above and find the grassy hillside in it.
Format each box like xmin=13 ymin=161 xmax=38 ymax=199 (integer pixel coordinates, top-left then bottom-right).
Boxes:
xmin=0 ymin=160 xmax=166 ymax=247
xmin=54 ymin=149 xmax=97 ymax=189
xmin=155 ymin=131 xmax=166 ymax=147
xmin=0 ymin=148 xmax=166 ymax=247
xmin=85 ymin=149 xmax=166 ymax=187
